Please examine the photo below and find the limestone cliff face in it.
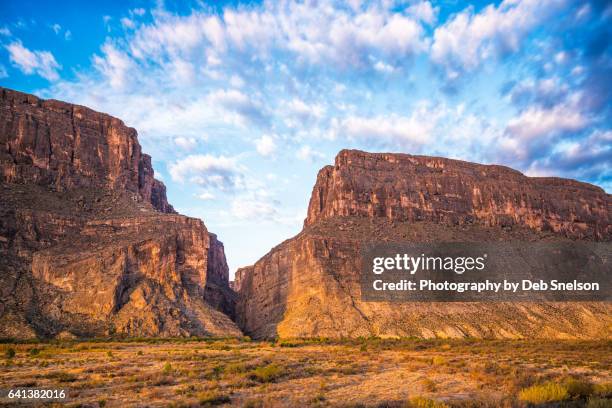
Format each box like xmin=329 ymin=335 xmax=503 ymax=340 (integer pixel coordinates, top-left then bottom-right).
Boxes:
xmin=0 ymin=88 xmax=240 ymax=339
xmin=306 ymin=150 xmax=610 ymax=240
xmin=0 ymin=88 xmax=173 ymax=213
xmin=237 ymin=150 xmax=612 ymax=340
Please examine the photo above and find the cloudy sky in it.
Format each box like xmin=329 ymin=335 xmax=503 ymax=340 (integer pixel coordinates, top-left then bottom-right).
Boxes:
xmin=1 ymin=0 xmax=610 ymax=275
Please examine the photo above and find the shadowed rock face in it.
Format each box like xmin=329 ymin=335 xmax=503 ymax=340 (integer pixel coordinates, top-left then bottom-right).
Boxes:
xmin=237 ymin=150 xmax=612 ymax=340
xmin=0 ymin=88 xmax=240 ymax=339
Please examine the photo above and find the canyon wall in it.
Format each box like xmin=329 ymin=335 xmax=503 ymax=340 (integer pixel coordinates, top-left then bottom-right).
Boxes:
xmin=0 ymin=88 xmax=174 ymax=213
xmin=0 ymin=88 xmax=240 ymax=339
xmin=306 ymin=150 xmax=610 ymax=239
xmin=237 ymin=150 xmax=612 ymax=340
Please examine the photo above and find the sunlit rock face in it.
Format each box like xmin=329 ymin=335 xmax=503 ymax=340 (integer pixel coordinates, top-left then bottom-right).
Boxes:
xmin=0 ymin=88 xmax=240 ymax=339
xmin=306 ymin=150 xmax=610 ymax=240
xmin=237 ymin=150 xmax=611 ymax=340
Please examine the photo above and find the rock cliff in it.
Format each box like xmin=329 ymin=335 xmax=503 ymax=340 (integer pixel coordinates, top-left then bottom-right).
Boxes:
xmin=237 ymin=150 xmax=612 ymax=339
xmin=0 ymin=88 xmax=240 ymax=339
xmin=0 ymin=88 xmax=174 ymax=213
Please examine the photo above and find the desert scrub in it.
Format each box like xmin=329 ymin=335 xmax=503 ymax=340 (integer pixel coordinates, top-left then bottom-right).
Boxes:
xmin=45 ymin=370 xmax=78 ymax=383
xmin=518 ymin=382 xmax=569 ymax=404
xmin=431 ymin=356 xmax=447 ymax=366
xmin=562 ymin=377 xmax=594 ymax=398
xmin=224 ymin=361 xmax=249 ymax=374
xmin=4 ymin=347 xmax=16 ymax=359
xmin=408 ymin=396 xmax=450 ymax=408
xmin=421 ymin=378 xmax=437 ymax=392
xmin=197 ymin=390 xmax=230 ymax=406
xmin=587 ymin=397 xmax=612 ymax=408
xmin=162 ymin=362 xmax=173 ymax=374
xmin=249 ymin=363 xmax=284 ymax=383
xmin=594 ymin=382 xmax=612 ymax=398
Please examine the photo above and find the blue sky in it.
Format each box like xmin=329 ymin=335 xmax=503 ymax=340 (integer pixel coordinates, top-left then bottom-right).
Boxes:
xmin=1 ymin=0 xmax=610 ymax=275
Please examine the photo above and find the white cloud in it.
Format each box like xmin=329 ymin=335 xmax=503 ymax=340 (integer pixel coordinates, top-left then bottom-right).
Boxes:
xmin=230 ymin=197 xmax=277 ymax=220
xmin=373 ymin=60 xmax=395 ymax=73
xmin=255 ymin=134 xmax=277 ymax=157
xmin=286 ymin=98 xmax=325 ymax=123
xmin=196 ymin=191 xmax=215 ymax=200
xmin=0 ymin=64 xmax=7 ymax=79
xmin=208 ymin=89 xmax=267 ymax=126
xmin=334 ymin=108 xmax=437 ymax=148
xmin=121 ymin=18 xmax=135 ymax=30
xmin=174 ymin=136 xmax=198 ymax=150
xmin=92 ymin=43 xmax=133 ymax=89
xmin=6 ymin=41 xmax=61 ymax=81
xmin=0 ymin=27 xmax=11 ymax=36
xmin=505 ymin=104 xmax=588 ymax=140
xmin=431 ymin=0 xmax=567 ymax=78
xmin=51 ymin=24 xmax=62 ymax=34
xmin=229 ymin=74 xmax=245 ymax=88
xmin=64 ymin=30 xmax=72 ymax=41
xmin=296 ymin=145 xmax=324 ymax=162
xmin=168 ymin=154 xmax=243 ymax=191
xmin=407 ymin=1 xmax=439 ymax=25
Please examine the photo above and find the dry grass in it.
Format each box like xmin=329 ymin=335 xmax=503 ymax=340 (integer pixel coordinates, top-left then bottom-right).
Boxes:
xmin=0 ymin=338 xmax=609 ymax=407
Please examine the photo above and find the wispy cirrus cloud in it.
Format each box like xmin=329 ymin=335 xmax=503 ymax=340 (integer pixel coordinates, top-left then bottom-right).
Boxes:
xmin=6 ymin=41 xmax=61 ymax=80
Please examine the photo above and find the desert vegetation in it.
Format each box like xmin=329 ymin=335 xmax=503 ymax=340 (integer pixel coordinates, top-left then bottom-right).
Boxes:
xmin=0 ymin=338 xmax=610 ymax=407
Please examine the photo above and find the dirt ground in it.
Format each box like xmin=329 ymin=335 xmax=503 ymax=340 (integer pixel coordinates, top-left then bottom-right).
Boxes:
xmin=0 ymin=338 xmax=610 ymax=407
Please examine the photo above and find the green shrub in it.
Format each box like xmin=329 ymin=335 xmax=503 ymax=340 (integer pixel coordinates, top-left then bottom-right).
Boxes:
xmin=28 ymin=348 xmax=40 ymax=357
xmin=518 ymin=382 xmax=569 ymax=404
xmin=4 ymin=348 xmax=15 ymax=359
xmin=197 ymin=391 xmax=230 ymax=406
xmin=162 ymin=362 xmax=173 ymax=374
xmin=408 ymin=396 xmax=450 ymax=408
xmin=249 ymin=363 xmax=284 ymax=383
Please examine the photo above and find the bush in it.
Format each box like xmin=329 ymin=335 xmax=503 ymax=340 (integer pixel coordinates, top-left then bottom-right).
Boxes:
xmin=563 ymin=377 xmax=594 ymax=398
xmin=4 ymin=348 xmax=15 ymax=359
xmin=45 ymin=371 xmax=78 ymax=383
xmin=162 ymin=362 xmax=173 ymax=374
xmin=594 ymin=382 xmax=612 ymax=398
xmin=197 ymin=391 xmax=230 ymax=406
xmin=586 ymin=397 xmax=612 ymax=408
xmin=431 ymin=356 xmax=446 ymax=366
xmin=249 ymin=364 xmax=284 ymax=383
xmin=28 ymin=348 xmax=40 ymax=357
xmin=408 ymin=396 xmax=450 ymax=408
xmin=420 ymin=378 xmax=437 ymax=392
xmin=518 ymin=382 xmax=569 ymax=404
xmin=225 ymin=362 xmax=248 ymax=374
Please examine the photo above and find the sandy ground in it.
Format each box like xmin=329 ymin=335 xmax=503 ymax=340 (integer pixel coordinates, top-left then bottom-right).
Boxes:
xmin=0 ymin=338 xmax=610 ymax=407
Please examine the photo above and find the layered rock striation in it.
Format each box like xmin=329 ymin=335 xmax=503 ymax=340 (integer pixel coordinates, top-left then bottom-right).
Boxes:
xmin=0 ymin=88 xmax=174 ymax=213
xmin=237 ymin=150 xmax=612 ymax=340
xmin=0 ymin=88 xmax=240 ymax=339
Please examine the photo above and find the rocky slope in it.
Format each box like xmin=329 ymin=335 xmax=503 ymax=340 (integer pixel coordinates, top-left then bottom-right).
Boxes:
xmin=236 ymin=150 xmax=611 ymax=340
xmin=0 ymin=88 xmax=240 ymax=339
